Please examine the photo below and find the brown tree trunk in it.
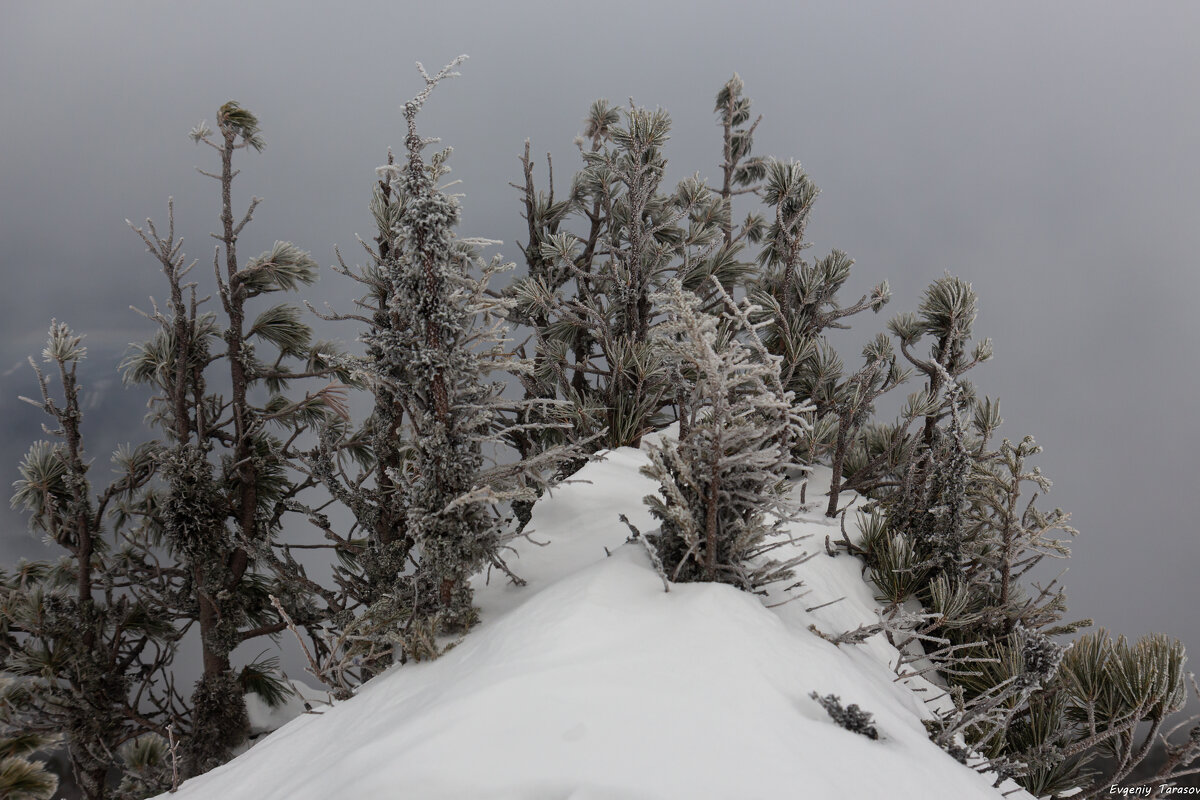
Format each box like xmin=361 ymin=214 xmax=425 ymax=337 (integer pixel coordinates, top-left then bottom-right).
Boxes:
xmin=826 ymin=421 xmax=851 ymax=518
xmin=705 ymin=452 xmax=721 ymax=580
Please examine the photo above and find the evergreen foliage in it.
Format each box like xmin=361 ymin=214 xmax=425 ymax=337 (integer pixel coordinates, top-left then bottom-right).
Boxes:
xmin=820 ymin=334 xmax=908 ymax=517
xmin=746 ymin=157 xmax=894 ymax=515
xmin=966 ymin=432 xmax=1076 ymax=634
xmin=124 ymin=103 xmax=348 ymax=775
xmin=508 ymin=82 xmax=759 ymax=454
xmin=712 ymin=73 xmax=768 ymax=247
xmin=114 ymin=734 xmax=173 ymax=800
xmin=638 ymin=280 xmax=808 ymax=590
xmin=887 ymin=375 xmax=975 ymax=576
xmin=849 ymin=339 xmax=1200 ymax=795
xmin=3 ymin=325 xmax=171 ymax=799
xmin=301 ymin=58 xmax=581 ymax=672
xmin=888 ymin=273 xmax=992 ymax=450
xmin=0 ymin=731 xmax=60 ymax=800
xmin=364 ymin=57 xmax=503 ymax=634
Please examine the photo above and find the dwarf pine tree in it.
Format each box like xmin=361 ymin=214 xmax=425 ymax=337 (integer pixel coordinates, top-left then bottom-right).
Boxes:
xmin=881 ymin=375 xmax=976 ymax=573
xmin=3 ymin=324 xmax=171 ymax=799
xmin=712 ymin=73 xmax=768 ymax=248
xmin=841 ymin=331 xmax=1200 ymax=795
xmin=291 ymin=161 xmax=416 ymax=680
xmin=1045 ymin=631 xmax=1200 ymax=796
xmin=864 ymin=275 xmax=992 ymax=574
xmin=889 ymin=273 xmax=993 ymax=449
xmin=510 ymin=89 xmax=750 ymax=451
xmin=365 ymin=56 xmax=497 ymax=635
xmin=821 ymin=335 xmax=909 ymax=517
xmin=965 ymin=431 xmax=1076 ymax=634
xmin=638 ymin=280 xmax=808 ymax=590
xmin=510 ymin=75 xmax=884 ymax=462
xmin=826 ymin=273 xmax=993 ymax=523
xmin=746 ymin=157 xmax=893 ymax=514
xmin=123 ymin=103 xmax=346 ymax=775
xmin=926 ymin=624 xmax=1200 ymax=797
xmin=505 ymin=101 xmax=619 ymax=459
xmin=752 ymin=159 xmax=890 ymax=351
xmin=301 ymin=58 xmax=582 ymax=654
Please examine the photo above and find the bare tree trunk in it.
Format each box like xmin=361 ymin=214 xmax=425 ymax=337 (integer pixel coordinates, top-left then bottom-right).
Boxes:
xmin=826 ymin=421 xmax=851 ymax=518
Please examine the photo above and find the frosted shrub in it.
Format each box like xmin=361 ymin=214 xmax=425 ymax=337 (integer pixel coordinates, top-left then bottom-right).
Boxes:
xmin=639 ymin=280 xmax=808 ymax=591
xmin=810 ymin=693 xmax=880 ymax=740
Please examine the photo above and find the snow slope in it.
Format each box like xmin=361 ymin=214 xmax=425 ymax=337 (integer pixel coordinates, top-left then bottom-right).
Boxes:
xmin=160 ymin=443 xmax=1032 ymax=800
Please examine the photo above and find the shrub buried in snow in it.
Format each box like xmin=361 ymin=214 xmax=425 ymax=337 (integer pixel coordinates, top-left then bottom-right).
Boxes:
xmin=637 ymin=279 xmax=810 ymax=592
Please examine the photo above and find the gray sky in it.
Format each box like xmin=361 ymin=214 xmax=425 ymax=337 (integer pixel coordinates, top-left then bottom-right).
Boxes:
xmin=3 ymin=2 xmax=1198 ymax=663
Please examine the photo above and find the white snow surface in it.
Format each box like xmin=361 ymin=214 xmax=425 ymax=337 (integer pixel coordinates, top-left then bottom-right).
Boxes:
xmin=244 ymin=679 xmax=330 ymax=739
xmin=160 ymin=442 xmax=1032 ymax=800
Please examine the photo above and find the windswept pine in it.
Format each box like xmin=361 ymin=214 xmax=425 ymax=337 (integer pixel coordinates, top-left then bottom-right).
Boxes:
xmin=121 ymin=103 xmax=352 ymax=779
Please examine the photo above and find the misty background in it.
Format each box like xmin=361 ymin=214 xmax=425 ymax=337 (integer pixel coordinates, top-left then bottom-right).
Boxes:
xmin=2 ymin=1 xmax=1197 ymax=674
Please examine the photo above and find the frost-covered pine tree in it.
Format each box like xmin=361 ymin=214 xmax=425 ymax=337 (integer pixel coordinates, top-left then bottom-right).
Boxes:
xmin=883 ymin=373 xmax=974 ymax=572
xmin=745 ymin=158 xmax=894 ymax=514
xmin=505 ymin=101 xmax=619 ymax=459
xmin=965 ymin=431 xmax=1076 ymax=633
xmin=865 ymin=275 xmax=992 ymax=573
xmin=821 ymin=334 xmax=909 ymax=517
xmin=4 ymin=324 xmax=171 ymax=800
xmin=888 ymin=273 xmax=992 ymax=448
xmin=824 ymin=274 xmax=992 ymax=522
xmin=711 ymin=73 xmax=768 ymax=248
xmin=638 ymin=279 xmax=808 ymax=591
xmin=752 ymin=159 xmax=890 ymax=350
xmin=307 ymin=58 xmax=579 ymax=652
xmin=294 ymin=154 xmax=418 ymax=679
xmin=124 ymin=103 xmax=346 ymax=775
xmin=367 ymin=56 xmax=498 ymax=635
xmin=510 ymin=93 xmax=742 ymax=450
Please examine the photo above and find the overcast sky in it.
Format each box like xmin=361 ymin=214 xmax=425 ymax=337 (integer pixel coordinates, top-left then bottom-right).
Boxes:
xmin=3 ymin=2 xmax=1198 ymax=663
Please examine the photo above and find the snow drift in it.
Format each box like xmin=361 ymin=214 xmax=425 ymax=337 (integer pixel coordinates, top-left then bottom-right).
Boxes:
xmin=158 ymin=444 xmax=1031 ymax=800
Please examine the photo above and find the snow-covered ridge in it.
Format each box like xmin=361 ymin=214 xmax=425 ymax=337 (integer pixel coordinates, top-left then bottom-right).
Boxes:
xmin=160 ymin=444 xmax=1030 ymax=800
